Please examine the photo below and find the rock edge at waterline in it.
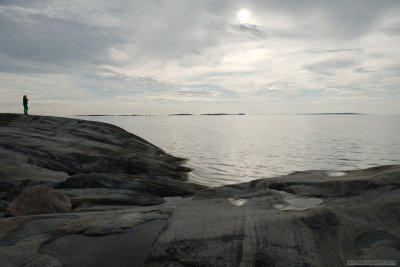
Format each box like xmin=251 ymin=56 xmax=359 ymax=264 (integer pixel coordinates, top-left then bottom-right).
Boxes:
xmin=0 ymin=113 xmax=204 ymax=214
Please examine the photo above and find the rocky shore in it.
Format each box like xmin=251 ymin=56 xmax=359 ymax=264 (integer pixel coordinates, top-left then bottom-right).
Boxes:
xmin=0 ymin=114 xmax=399 ymax=266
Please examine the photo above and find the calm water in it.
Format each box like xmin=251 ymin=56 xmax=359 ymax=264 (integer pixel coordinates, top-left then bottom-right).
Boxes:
xmin=75 ymin=115 xmax=400 ymax=187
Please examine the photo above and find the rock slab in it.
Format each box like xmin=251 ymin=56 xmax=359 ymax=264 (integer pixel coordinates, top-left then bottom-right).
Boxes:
xmin=6 ymin=185 xmax=71 ymax=216
xmin=0 ymin=113 xmax=203 ymax=266
xmin=0 ymin=113 xmax=204 ymax=212
xmin=146 ymin=165 xmax=400 ymax=266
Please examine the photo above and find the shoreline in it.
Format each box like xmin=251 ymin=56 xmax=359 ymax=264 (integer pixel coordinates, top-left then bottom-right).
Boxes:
xmin=0 ymin=113 xmax=399 ymax=266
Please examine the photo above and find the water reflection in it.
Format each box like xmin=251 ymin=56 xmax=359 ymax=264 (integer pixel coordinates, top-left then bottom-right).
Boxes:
xmin=274 ymin=197 xmax=323 ymax=211
xmin=77 ymin=115 xmax=400 ymax=187
xmin=227 ymin=198 xmax=249 ymax=207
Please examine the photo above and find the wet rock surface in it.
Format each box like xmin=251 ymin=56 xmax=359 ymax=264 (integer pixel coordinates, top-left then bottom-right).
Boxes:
xmin=0 ymin=114 xmax=399 ymax=266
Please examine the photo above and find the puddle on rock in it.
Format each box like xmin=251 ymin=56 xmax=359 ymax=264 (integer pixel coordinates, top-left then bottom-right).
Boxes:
xmin=227 ymin=198 xmax=248 ymax=207
xmin=41 ymin=219 xmax=167 ymax=267
xmin=274 ymin=196 xmax=323 ymax=211
xmin=355 ymin=231 xmax=400 ymax=251
xmin=0 ymin=216 xmax=72 ymax=246
xmin=327 ymin=171 xmax=347 ymax=177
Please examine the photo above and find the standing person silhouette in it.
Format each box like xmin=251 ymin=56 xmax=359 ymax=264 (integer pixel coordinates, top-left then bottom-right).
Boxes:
xmin=23 ymin=95 xmax=28 ymax=115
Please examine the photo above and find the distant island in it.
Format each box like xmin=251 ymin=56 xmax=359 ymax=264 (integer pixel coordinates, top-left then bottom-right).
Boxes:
xmin=75 ymin=113 xmax=369 ymax=117
xmin=200 ymin=113 xmax=246 ymax=116
xmin=296 ymin=113 xmax=367 ymax=115
xmin=76 ymin=113 xmax=246 ymax=116
xmin=168 ymin=113 xmax=193 ymax=116
xmin=76 ymin=114 xmax=146 ymax=117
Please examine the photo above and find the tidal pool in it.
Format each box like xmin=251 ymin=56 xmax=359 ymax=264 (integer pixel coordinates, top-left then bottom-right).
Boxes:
xmin=274 ymin=196 xmax=323 ymax=211
xmin=227 ymin=198 xmax=249 ymax=207
xmin=327 ymin=171 xmax=347 ymax=177
xmin=41 ymin=219 xmax=167 ymax=267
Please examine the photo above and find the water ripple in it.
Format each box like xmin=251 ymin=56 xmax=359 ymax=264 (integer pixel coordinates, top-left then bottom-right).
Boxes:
xmin=78 ymin=115 xmax=400 ymax=187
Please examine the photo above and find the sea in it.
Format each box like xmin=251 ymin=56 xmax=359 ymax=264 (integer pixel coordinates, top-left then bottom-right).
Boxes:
xmin=74 ymin=114 xmax=400 ymax=187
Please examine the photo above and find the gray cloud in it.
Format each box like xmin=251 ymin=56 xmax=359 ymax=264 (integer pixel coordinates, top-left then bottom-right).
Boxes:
xmin=228 ymin=24 xmax=267 ymax=40
xmin=0 ymin=11 xmax=121 ymax=71
xmin=305 ymin=59 xmax=357 ymax=76
xmin=0 ymin=0 xmax=399 ymax=114
xmin=383 ymin=26 xmax=400 ymax=37
xmin=353 ymin=67 xmax=374 ymax=74
xmin=307 ymin=49 xmax=361 ymax=54
xmin=250 ymin=0 xmax=400 ymax=39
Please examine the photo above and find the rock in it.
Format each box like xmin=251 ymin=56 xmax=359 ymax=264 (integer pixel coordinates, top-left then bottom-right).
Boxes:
xmin=0 ymin=113 xmax=205 ymax=265
xmin=0 ymin=205 xmax=174 ymax=266
xmin=0 ymin=234 xmax=58 ymax=267
xmin=139 ymin=175 xmax=206 ymax=197
xmin=40 ymin=219 xmax=168 ymax=267
xmin=6 ymin=185 xmax=71 ymax=216
xmin=0 ymin=114 xmax=205 ymax=265
xmin=301 ymin=209 xmax=339 ymax=231
xmin=0 ymin=114 xmax=189 ymax=180
xmin=146 ymin=165 xmax=400 ymax=266
xmin=59 ymin=188 xmax=165 ymax=209
xmin=60 ymin=173 xmax=128 ymax=189
xmin=0 ymin=114 xmax=204 ymax=212
xmin=59 ymin=173 xmax=205 ymax=197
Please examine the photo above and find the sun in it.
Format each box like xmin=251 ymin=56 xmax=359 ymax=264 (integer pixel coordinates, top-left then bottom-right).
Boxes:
xmin=237 ymin=9 xmax=250 ymax=24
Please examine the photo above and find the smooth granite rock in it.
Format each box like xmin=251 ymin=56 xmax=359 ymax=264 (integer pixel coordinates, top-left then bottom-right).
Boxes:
xmin=6 ymin=185 xmax=71 ymax=216
xmin=0 ymin=206 xmax=173 ymax=266
xmin=59 ymin=188 xmax=165 ymax=210
xmin=0 ymin=113 xmax=203 ymax=209
xmin=0 ymin=113 xmax=205 ymax=265
xmin=0 ymin=113 xmax=190 ymax=178
xmin=146 ymin=165 xmax=400 ymax=266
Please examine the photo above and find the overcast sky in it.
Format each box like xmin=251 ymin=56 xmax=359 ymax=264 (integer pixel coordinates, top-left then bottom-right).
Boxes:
xmin=1 ymin=0 xmax=399 ymax=115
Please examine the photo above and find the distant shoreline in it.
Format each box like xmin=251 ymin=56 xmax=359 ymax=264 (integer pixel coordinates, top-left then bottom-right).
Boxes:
xmin=75 ymin=113 xmax=247 ymax=116
xmin=296 ymin=112 xmax=368 ymax=115
xmin=75 ymin=112 xmax=369 ymax=117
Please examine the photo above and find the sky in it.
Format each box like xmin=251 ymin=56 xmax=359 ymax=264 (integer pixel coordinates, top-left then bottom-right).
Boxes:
xmin=0 ymin=0 xmax=400 ymax=115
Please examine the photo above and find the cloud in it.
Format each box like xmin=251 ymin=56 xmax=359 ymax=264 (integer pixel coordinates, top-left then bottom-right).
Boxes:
xmin=307 ymin=49 xmax=361 ymax=54
xmin=382 ymin=26 xmax=400 ymax=37
xmin=353 ymin=67 xmax=374 ymax=74
xmin=205 ymin=21 xmax=267 ymax=40
xmin=0 ymin=0 xmax=400 ymax=115
xmin=305 ymin=59 xmax=357 ymax=76
xmin=0 ymin=9 xmax=121 ymax=71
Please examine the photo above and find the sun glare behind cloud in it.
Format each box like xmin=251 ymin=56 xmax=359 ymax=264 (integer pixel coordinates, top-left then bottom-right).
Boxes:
xmin=237 ymin=9 xmax=250 ymax=24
